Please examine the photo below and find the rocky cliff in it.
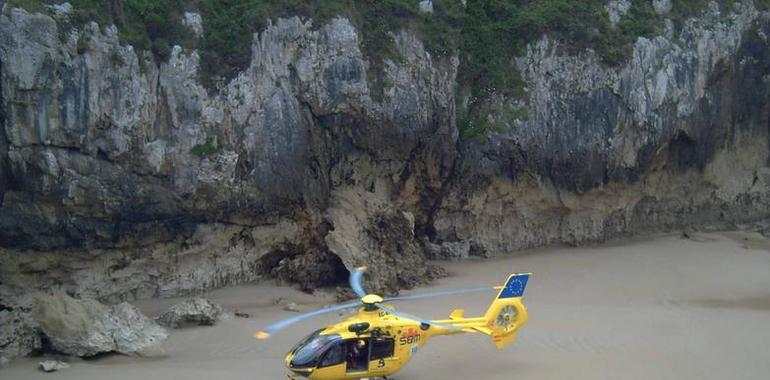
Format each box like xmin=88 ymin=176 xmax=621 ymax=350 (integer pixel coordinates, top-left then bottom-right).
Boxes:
xmin=1 ymin=1 xmax=769 ymax=309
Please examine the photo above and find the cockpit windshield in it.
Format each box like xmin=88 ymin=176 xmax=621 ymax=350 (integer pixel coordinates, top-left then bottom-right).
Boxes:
xmin=290 ymin=329 xmax=323 ymax=355
xmin=290 ymin=331 xmax=341 ymax=368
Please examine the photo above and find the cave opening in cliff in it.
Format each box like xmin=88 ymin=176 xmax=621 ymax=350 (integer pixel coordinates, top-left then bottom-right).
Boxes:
xmin=259 ymin=248 xmax=350 ymax=292
xmin=668 ymin=131 xmax=699 ymax=172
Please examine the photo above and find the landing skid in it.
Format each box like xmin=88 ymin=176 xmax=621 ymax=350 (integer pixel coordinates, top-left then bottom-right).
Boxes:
xmin=287 ymin=376 xmax=390 ymax=380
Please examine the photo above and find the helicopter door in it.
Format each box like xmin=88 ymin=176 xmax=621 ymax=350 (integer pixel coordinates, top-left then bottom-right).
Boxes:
xmin=345 ymin=339 xmax=370 ymax=373
xmin=368 ymin=337 xmax=395 ymax=375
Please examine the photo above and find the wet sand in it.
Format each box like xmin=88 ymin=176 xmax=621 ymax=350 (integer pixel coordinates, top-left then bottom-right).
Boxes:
xmin=4 ymin=231 xmax=770 ymax=379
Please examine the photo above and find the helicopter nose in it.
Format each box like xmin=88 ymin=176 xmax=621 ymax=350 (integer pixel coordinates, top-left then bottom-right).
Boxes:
xmin=289 ymin=368 xmax=313 ymax=378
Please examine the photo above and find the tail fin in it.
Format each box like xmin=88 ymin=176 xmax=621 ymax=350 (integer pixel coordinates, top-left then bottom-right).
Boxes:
xmin=482 ymin=273 xmax=531 ymax=349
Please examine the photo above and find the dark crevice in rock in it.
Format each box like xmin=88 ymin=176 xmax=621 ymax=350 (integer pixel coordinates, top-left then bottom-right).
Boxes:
xmin=111 ymin=213 xmax=201 ymax=247
xmin=419 ymin=135 xmax=463 ymax=244
xmin=0 ymin=55 xmax=7 ymax=205
xmin=153 ymin=68 xmax=168 ymax=141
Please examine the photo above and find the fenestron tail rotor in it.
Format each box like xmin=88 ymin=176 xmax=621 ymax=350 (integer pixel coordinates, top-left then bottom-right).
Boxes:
xmin=496 ymin=305 xmax=517 ymax=330
xmin=254 ymin=265 xmax=496 ymax=339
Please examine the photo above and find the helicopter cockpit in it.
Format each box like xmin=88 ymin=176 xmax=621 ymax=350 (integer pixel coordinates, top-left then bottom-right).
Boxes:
xmin=287 ymin=329 xmax=395 ymax=377
xmin=289 ymin=330 xmax=341 ymax=369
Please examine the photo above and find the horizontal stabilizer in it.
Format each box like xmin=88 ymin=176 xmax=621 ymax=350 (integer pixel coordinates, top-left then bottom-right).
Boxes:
xmin=449 ymin=309 xmax=465 ymax=319
xmin=471 ymin=326 xmax=494 ymax=336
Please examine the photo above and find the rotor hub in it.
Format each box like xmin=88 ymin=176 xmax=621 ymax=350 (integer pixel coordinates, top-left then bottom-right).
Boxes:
xmin=361 ymin=294 xmax=384 ymax=305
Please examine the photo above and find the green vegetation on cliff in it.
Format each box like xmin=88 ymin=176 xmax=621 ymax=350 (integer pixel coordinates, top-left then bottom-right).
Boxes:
xmin=8 ymin=0 xmax=193 ymax=60
xmin=7 ymin=0 xmax=767 ymax=140
xmin=189 ymin=133 xmax=223 ymax=158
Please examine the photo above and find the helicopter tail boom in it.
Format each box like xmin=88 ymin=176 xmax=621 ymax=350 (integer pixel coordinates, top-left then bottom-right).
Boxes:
xmin=429 ymin=273 xmax=530 ymax=348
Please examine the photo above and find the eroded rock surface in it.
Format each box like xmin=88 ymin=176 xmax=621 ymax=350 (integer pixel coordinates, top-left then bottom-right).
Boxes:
xmin=156 ymin=298 xmax=223 ymax=328
xmin=31 ymin=294 xmax=167 ymax=357
xmin=325 ymin=186 xmax=446 ymax=295
xmin=0 ymin=309 xmax=41 ymax=363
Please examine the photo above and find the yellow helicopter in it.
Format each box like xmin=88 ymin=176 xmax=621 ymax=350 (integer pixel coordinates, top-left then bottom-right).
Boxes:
xmin=255 ymin=267 xmax=531 ymax=380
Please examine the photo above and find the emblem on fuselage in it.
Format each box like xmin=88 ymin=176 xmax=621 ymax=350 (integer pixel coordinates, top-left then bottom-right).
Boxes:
xmin=399 ymin=328 xmax=421 ymax=345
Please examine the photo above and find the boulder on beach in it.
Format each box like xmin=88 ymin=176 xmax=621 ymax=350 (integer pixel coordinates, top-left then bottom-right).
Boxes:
xmin=31 ymin=293 xmax=168 ymax=357
xmin=273 ymin=297 xmax=302 ymax=312
xmin=108 ymin=303 xmax=169 ymax=357
xmin=39 ymin=360 xmax=70 ymax=372
xmin=156 ymin=297 xmax=223 ymax=328
xmin=282 ymin=302 xmax=300 ymax=312
xmin=0 ymin=308 xmax=41 ymax=363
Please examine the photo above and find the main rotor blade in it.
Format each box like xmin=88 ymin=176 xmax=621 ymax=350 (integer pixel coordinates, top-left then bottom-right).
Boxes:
xmin=374 ymin=304 xmax=464 ymax=331
xmin=255 ymin=301 xmax=361 ymax=339
xmin=349 ymin=266 xmax=368 ymax=298
xmin=384 ymin=286 xmax=495 ymax=302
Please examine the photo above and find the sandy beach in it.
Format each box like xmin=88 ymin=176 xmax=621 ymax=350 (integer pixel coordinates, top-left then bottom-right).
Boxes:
xmin=4 ymin=231 xmax=770 ymax=380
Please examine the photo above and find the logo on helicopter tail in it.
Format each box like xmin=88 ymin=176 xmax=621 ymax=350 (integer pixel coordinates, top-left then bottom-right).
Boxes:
xmin=498 ymin=273 xmax=530 ymax=299
xmin=399 ymin=328 xmax=421 ymax=345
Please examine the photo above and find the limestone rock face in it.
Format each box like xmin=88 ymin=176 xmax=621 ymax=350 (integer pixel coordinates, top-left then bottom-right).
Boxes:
xmin=433 ymin=2 xmax=770 ymax=255
xmin=419 ymin=0 xmax=434 ymax=13
xmin=31 ymin=294 xmax=167 ymax=357
xmin=0 ymin=2 xmax=769 ymax=351
xmin=0 ymin=11 xmax=455 ymax=308
xmin=653 ymin=0 xmax=673 ymax=15
xmin=156 ymin=298 xmax=223 ymax=328
xmin=182 ymin=12 xmax=203 ymax=37
xmin=606 ymin=0 xmax=632 ymax=25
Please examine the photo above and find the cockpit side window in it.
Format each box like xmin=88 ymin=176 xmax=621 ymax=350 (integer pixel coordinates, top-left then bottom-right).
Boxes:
xmin=290 ymin=333 xmax=341 ymax=368
xmin=319 ymin=341 xmax=344 ymax=368
xmin=371 ymin=337 xmax=394 ymax=360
